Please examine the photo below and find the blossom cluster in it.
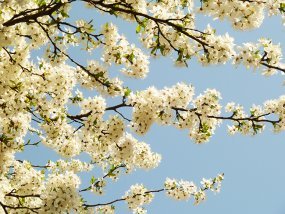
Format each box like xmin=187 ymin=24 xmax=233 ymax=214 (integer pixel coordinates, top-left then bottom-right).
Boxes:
xmin=111 ymin=133 xmax=161 ymax=171
xmin=165 ymin=173 xmax=224 ymax=205
xmin=102 ymin=23 xmax=150 ymax=79
xmin=264 ymin=95 xmax=285 ymax=132
xmin=234 ymin=38 xmax=284 ymax=76
xmin=48 ymin=159 xmax=94 ymax=173
xmin=199 ymin=25 xmax=235 ymax=65
xmin=94 ymin=205 xmax=115 ymax=214
xmin=199 ymin=0 xmax=285 ymax=30
xmin=225 ymin=95 xmax=285 ymax=135
xmin=124 ymin=184 xmax=154 ymax=212
xmin=41 ymin=171 xmax=81 ymax=213
xmin=127 ymin=83 xmax=195 ymax=134
xmin=0 ymin=161 xmax=83 ymax=213
xmin=201 ymin=173 xmax=224 ymax=193
xmin=75 ymin=60 xmax=124 ymax=96
xmin=118 ymin=174 xmax=224 ymax=213
xmin=127 ymin=83 xmax=222 ymax=143
xmin=164 ymin=178 xmax=197 ymax=200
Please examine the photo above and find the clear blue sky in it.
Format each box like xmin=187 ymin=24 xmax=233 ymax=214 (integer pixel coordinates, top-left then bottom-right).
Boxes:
xmin=18 ymin=2 xmax=285 ymax=214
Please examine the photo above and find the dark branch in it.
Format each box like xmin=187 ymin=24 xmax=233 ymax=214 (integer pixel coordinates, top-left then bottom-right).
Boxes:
xmin=3 ymin=2 xmax=64 ymax=27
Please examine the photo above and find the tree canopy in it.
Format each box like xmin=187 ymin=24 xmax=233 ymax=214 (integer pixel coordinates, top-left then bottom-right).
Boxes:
xmin=0 ymin=0 xmax=285 ymax=213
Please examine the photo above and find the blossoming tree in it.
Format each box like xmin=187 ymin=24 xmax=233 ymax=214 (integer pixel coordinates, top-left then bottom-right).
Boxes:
xmin=0 ymin=0 xmax=285 ymax=213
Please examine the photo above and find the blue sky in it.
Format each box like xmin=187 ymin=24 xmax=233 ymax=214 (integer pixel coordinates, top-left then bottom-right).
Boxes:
xmin=18 ymin=2 xmax=285 ymax=214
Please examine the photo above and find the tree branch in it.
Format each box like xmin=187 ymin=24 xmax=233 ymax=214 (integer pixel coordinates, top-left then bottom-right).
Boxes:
xmin=3 ymin=1 xmax=64 ymax=27
xmin=83 ymin=188 xmax=165 ymax=207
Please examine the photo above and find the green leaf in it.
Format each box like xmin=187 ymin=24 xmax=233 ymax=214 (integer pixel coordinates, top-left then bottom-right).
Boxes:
xmin=90 ymin=176 xmax=97 ymax=185
xmin=107 ymin=165 xmax=117 ymax=177
xmin=136 ymin=25 xmax=142 ymax=34
xmin=109 ymin=164 xmax=115 ymax=171
xmin=279 ymin=3 xmax=285 ymax=13
xmin=69 ymin=95 xmax=83 ymax=104
xmin=253 ymin=124 xmax=263 ymax=134
xmin=151 ymin=46 xmax=157 ymax=55
xmin=176 ymin=52 xmax=183 ymax=62
xmin=109 ymin=9 xmax=118 ymax=17
xmin=159 ymin=45 xmax=166 ymax=55
xmin=19 ymin=197 xmax=25 ymax=206
xmin=39 ymin=62 xmax=44 ymax=69
xmin=34 ymin=0 xmax=46 ymax=6
xmin=135 ymin=19 xmax=148 ymax=34
xmin=114 ymin=52 xmax=121 ymax=63
xmin=0 ymin=134 xmax=13 ymax=145
xmin=60 ymin=10 xmax=69 ymax=18
xmin=55 ymin=36 xmax=64 ymax=41
xmin=94 ymin=71 xmax=104 ymax=79
xmin=124 ymin=87 xmax=132 ymax=97
xmin=177 ymin=48 xmax=186 ymax=62
xmin=125 ymin=52 xmax=135 ymax=63
xmin=181 ymin=0 xmax=188 ymax=8
xmin=250 ymin=109 xmax=256 ymax=116
xmin=104 ymin=80 xmax=111 ymax=87
xmin=200 ymin=123 xmax=211 ymax=136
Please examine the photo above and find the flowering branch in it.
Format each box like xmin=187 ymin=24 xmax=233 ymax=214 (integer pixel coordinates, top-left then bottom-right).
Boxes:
xmin=3 ymin=1 xmax=65 ymax=27
xmin=79 ymin=164 xmax=126 ymax=192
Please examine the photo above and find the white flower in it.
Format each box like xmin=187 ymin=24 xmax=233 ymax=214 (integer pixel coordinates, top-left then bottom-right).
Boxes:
xmin=124 ymin=184 xmax=154 ymax=210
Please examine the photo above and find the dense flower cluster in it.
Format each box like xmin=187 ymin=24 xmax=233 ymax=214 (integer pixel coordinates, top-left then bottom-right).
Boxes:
xmin=164 ymin=173 xmax=224 ymax=204
xmin=75 ymin=60 xmax=124 ymax=96
xmin=225 ymin=94 xmax=285 ymax=135
xmin=94 ymin=205 xmax=115 ymax=214
xmin=111 ymin=133 xmax=161 ymax=171
xmin=234 ymin=38 xmax=284 ymax=76
xmin=127 ymin=83 xmax=195 ymax=134
xmin=264 ymin=95 xmax=285 ymax=132
xmin=199 ymin=26 xmax=235 ymax=65
xmin=48 ymin=159 xmax=93 ymax=173
xmin=124 ymin=184 xmax=154 ymax=212
xmin=41 ymin=171 xmax=81 ymax=213
xmin=164 ymin=178 xmax=197 ymax=200
xmin=102 ymin=23 xmax=150 ymax=79
xmin=200 ymin=0 xmax=285 ymax=30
